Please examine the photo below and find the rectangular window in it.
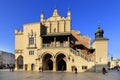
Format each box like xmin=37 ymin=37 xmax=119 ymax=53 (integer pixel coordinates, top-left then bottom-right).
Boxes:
xmin=29 ymin=37 xmax=34 ymax=45
xmin=82 ymin=66 xmax=87 ymax=70
xmin=29 ymin=51 xmax=34 ymax=55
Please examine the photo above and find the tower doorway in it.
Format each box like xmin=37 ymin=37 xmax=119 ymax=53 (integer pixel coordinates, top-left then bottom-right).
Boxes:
xmin=31 ymin=64 xmax=34 ymax=71
xmin=17 ymin=55 xmax=23 ymax=70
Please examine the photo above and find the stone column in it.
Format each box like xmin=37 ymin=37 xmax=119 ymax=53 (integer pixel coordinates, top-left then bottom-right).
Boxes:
xmin=34 ymin=33 xmax=36 ymax=47
xmin=57 ymin=21 xmax=59 ymax=32
xmin=14 ymin=59 xmax=18 ymax=71
xmin=50 ymin=22 xmax=51 ymax=33
xmin=54 ymin=37 xmax=56 ymax=47
xmin=53 ymin=59 xmax=56 ymax=71
xmin=41 ymin=37 xmax=43 ymax=48
xmin=68 ymin=36 xmax=70 ymax=47
xmin=64 ymin=21 xmax=66 ymax=32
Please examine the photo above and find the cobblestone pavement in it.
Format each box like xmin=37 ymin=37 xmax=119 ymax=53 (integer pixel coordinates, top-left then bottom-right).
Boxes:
xmin=0 ymin=70 xmax=120 ymax=80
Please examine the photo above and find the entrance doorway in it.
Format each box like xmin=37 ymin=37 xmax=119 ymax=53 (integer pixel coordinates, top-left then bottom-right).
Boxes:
xmin=17 ymin=55 xmax=23 ymax=70
xmin=58 ymin=59 xmax=66 ymax=71
xmin=42 ymin=54 xmax=53 ymax=70
xmin=56 ymin=53 xmax=66 ymax=71
xmin=47 ymin=59 xmax=53 ymax=70
xmin=25 ymin=64 xmax=28 ymax=71
xmin=31 ymin=64 xmax=34 ymax=71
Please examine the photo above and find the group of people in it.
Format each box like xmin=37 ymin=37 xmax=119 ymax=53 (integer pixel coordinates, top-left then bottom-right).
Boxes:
xmin=74 ymin=66 xmax=107 ymax=75
xmin=9 ymin=64 xmax=14 ymax=72
xmin=39 ymin=66 xmax=108 ymax=75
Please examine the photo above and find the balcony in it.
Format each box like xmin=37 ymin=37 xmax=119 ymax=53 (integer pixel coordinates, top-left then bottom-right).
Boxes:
xmin=42 ymin=43 xmax=69 ymax=48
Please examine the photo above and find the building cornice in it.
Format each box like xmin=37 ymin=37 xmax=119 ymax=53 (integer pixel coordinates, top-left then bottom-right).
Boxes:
xmin=91 ymin=38 xmax=109 ymax=44
xmin=23 ymin=22 xmax=40 ymax=26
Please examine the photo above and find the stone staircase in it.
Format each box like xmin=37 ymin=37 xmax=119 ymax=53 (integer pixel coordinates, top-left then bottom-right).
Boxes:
xmin=70 ymin=48 xmax=92 ymax=61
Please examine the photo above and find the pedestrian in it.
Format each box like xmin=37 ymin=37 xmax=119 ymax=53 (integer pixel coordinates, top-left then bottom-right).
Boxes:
xmin=102 ymin=67 xmax=107 ymax=75
xmin=9 ymin=64 xmax=12 ymax=72
xmin=117 ymin=68 xmax=119 ymax=71
xmin=39 ymin=66 xmax=41 ymax=72
xmin=75 ymin=67 xmax=77 ymax=74
xmin=11 ymin=66 xmax=14 ymax=72
xmin=11 ymin=64 xmax=14 ymax=72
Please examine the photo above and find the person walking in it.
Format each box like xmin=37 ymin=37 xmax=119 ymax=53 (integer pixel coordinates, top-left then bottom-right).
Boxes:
xmin=9 ymin=64 xmax=12 ymax=72
xmin=39 ymin=66 xmax=41 ymax=72
xmin=75 ymin=67 xmax=77 ymax=74
xmin=102 ymin=67 xmax=107 ymax=75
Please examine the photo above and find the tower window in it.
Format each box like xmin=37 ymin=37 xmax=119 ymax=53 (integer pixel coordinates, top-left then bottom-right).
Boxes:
xmin=29 ymin=37 xmax=34 ymax=45
xmin=29 ymin=51 xmax=34 ymax=55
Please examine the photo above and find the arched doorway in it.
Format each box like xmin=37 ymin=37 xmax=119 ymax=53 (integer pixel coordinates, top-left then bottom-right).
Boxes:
xmin=31 ymin=64 xmax=34 ymax=71
xmin=17 ymin=55 xmax=23 ymax=70
xmin=56 ymin=54 xmax=66 ymax=71
xmin=42 ymin=53 xmax=53 ymax=70
xmin=47 ymin=59 xmax=53 ymax=70
xmin=25 ymin=64 xmax=28 ymax=71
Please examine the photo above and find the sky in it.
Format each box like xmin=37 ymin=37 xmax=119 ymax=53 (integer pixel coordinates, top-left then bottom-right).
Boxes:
xmin=0 ymin=0 xmax=120 ymax=58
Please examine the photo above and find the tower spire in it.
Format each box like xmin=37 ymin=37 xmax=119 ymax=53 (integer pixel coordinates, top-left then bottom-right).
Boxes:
xmin=52 ymin=6 xmax=59 ymax=16
xmin=54 ymin=5 xmax=56 ymax=10
xmin=67 ymin=8 xmax=71 ymax=19
xmin=98 ymin=22 xmax=101 ymax=28
xmin=95 ymin=23 xmax=104 ymax=39
xmin=40 ymin=10 xmax=44 ymax=22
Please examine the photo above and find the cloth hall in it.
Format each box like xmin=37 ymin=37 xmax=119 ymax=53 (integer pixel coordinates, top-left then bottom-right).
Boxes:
xmin=15 ymin=8 xmax=109 ymax=72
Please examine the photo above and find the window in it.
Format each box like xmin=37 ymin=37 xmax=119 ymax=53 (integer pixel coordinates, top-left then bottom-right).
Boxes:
xmin=29 ymin=37 xmax=34 ymax=45
xmin=82 ymin=66 xmax=87 ymax=70
xmin=29 ymin=51 xmax=34 ymax=55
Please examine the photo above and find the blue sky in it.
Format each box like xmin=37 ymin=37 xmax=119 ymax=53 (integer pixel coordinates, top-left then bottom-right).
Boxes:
xmin=0 ymin=0 xmax=120 ymax=58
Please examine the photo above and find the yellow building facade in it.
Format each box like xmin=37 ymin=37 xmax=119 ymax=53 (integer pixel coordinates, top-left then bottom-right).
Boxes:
xmin=15 ymin=9 xmax=109 ymax=72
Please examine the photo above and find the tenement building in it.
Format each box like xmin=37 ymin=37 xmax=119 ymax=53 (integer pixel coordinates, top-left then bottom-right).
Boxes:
xmin=0 ymin=51 xmax=15 ymax=69
xmin=15 ymin=8 xmax=109 ymax=72
xmin=108 ymin=57 xmax=120 ymax=69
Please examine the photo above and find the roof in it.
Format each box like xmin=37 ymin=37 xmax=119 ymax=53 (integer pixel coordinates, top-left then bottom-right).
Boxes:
xmin=41 ymin=33 xmax=71 ymax=37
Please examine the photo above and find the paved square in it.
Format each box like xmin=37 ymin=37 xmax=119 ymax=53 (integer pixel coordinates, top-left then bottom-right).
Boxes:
xmin=0 ymin=70 xmax=120 ymax=80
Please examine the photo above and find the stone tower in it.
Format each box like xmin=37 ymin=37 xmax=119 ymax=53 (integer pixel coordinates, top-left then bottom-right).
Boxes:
xmin=92 ymin=25 xmax=109 ymax=72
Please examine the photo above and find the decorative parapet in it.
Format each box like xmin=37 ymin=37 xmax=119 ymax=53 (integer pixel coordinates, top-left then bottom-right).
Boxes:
xmin=15 ymin=29 xmax=23 ymax=35
xmin=15 ymin=49 xmax=23 ymax=53
xmin=42 ymin=43 xmax=69 ymax=48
